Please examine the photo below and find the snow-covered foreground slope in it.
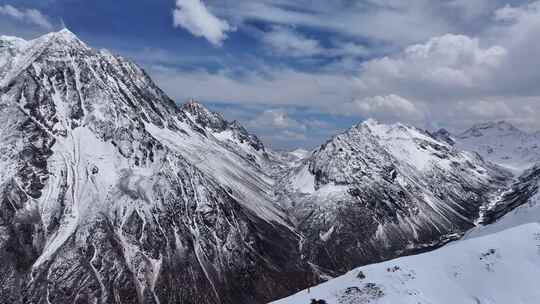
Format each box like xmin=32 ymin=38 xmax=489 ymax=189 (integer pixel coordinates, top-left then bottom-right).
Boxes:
xmin=449 ymin=121 xmax=540 ymax=173
xmin=273 ymin=222 xmax=540 ymax=304
xmin=274 ymin=164 xmax=540 ymax=304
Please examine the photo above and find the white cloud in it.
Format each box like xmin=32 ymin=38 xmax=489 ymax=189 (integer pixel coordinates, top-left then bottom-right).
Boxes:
xmin=261 ymin=26 xmax=371 ymax=58
xmin=359 ymin=34 xmax=507 ymax=93
xmin=0 ymin=5 xmax=53 ymax=29
xmin=262 ymin=26 xmax=323 ymax=57
xmin=247 ymin=109 xmax=306 ymax=130
xmin=149 ymin=1 xmax=540 ymax=137
xmin=343 ymin=94 xmax=424 ymax=123
xmin=217 ymin=1 xmax=450 ymax=47
xmin=147 ymin=64 xmax=359 ymax=107
xmin=456 ymin=100 xmax=514 ymax=118
xmin=173 ymin=0 xmax=234 ymax=46
xmin=493 ymin=2 xmax=540 ymax=22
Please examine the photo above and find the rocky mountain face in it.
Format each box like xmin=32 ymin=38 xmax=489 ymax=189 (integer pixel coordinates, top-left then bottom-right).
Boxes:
xmin=0 ymin=29 xmax=312 ymax=304
xmin=273 ymin=163 xmax=540 ymax=304
xmin=180 ymin=99 xmax=268 ymax=167
xmin=278 ymin=119 xmax=512 ymax=272
xmin=0 ymin=30 xmax=537 ymax=304
xmin=441 ymin=121 xmax=540 ymax=173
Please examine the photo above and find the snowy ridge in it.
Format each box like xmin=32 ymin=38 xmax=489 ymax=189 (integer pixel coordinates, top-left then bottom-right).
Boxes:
xmin=278 ymin=118 xmax=512 ymax=273
xmin=452 ymin=121 xmax=540 ymax=173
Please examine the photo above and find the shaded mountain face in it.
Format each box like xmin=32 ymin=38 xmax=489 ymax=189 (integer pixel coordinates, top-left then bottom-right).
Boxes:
xmin=279 ymin=119 xmax=511 ymax=272
xmin=0 ymin=29 xmax=313 ymax=304
xmin=0 ymin=30 xmax=535 ymax=304
xmin=273 ymin=163 xmax=540 ymax=304
xmin=272 ymin=222 xmax=540 ymax=304
xmin=450 ymin=121 xmax=540 ymax=173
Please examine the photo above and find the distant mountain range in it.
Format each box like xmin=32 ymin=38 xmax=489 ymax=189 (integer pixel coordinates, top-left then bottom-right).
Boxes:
xmin=435 ymin=121 xmax=540 ymax=173
xmin=0 ymin=29 xmax=538 ymax=304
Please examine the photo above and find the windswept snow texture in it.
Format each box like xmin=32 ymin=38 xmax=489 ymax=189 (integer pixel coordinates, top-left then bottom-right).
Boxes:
xmin=272 ymin=223 xmax=540 ymax=304
xmin=451 ymin=121 xmax=540 ymax=174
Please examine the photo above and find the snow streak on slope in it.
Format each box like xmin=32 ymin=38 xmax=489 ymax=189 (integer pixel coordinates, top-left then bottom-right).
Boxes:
xmin=278 ymin=119 xmax=512 ymax=273
xmin=274 ymin=158 xmax=540 ymax=304
xmin=452 ymin=121 xmax=540 ymax=174
xmin=468 ymin=164 xmax=540 ymax=238
xmin=0 ymin=29 xmax=312 ymax=304
xmin=273 ymin=223 xmax=540 ymax=304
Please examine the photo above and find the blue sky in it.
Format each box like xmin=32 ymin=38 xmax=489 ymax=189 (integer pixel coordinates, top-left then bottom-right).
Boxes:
xmin=2 ymin=0 xmax=540 ymax=149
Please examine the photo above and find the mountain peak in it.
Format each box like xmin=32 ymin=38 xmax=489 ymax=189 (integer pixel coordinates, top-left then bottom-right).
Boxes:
xmin=182 ymin=98 xmax=208 ymax=112
xmin=432 ymin=128 xmax=455 ymax=145
xmin=459 ymin=121 xmax=521 ymax=138
xmin=42 ymin=28 xmax=86 ymax=46
xmin=181 ymin=100 xmax=228 ymax=131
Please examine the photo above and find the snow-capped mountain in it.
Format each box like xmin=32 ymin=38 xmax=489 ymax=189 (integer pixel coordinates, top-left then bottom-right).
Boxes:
xmin=449 ymin=121 xmax=540 ymax=173
xmin=278 ymin=119 xmax=511 ymax=273
xmin=273 ymin=165 xmax=540 ymax=304
xmin=1 ymin=30 xmax=537 ymax=304
xmin=0 ymin=29 xmax=313 ymax=304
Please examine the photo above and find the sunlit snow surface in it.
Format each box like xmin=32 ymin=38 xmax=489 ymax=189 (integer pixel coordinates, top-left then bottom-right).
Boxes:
xmin=273 ymin=222 xmax=540 ymax=304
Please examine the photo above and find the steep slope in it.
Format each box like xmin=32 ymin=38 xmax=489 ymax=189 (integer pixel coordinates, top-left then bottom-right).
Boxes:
xmin=279 ymin=119 xmax=512 ymax=272
xmin=0 ymin=29 xmax=312 ymax=304
xmin=274 ymin=166 xmax=540 ymax=304
xmin=450 ymin=121 xmax=540 ymax=173
xmin=272 ymin=222 xmax=540 ymax=304
xmin=180 ymin=100 xmax=269 ymax=168
xmin=467 ymin=164 xmax=540 ymax=238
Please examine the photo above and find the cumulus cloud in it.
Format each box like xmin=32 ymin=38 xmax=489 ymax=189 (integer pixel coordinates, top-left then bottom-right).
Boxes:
xmin=148 ymin=0 xmax=540 ymax=141
xmin=0 ymin=5 xmax=53 ymax=29
xmin=173 ymin=0 xmax=234 ymax=46
xmin=359 ymin=34 xmax=507 ymax=94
